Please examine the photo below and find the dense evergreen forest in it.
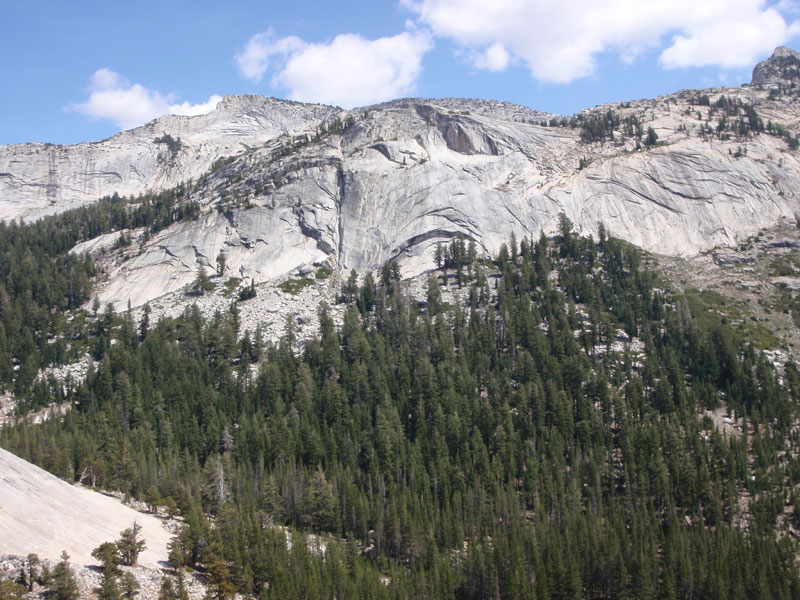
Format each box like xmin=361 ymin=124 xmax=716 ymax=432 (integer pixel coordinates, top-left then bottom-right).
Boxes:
xmin=2 ymin=202 xmax=800 ymax=599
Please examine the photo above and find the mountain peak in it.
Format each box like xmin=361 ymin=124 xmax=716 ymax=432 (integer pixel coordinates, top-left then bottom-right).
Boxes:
xmin=752 ymin=46 xmax=800 ymax=86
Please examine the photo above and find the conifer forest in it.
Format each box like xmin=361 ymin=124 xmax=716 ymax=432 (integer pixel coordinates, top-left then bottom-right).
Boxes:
xmin=2 ymin=200 xmax=800 ymax=599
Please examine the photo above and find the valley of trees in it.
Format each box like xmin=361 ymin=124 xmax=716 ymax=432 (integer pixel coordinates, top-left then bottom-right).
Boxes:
xmin=2 ymin=203 xmax=800 ymax=598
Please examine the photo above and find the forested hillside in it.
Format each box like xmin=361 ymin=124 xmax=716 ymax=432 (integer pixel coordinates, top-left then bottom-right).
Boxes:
xmin=3 ymin=205 xmax=800 ymax=599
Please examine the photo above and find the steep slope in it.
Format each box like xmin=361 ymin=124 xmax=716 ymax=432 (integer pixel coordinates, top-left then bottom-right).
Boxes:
xmin=4 ymin=49 xmax=800 ymax=310
xmin=752 ymin=46 xmax=800 ymax=87
xmin=0 ymin=96 xmax=341 ymax=220
xmin=91 ymin=88 xmax=800 ymax=309
xmin=0 ymin=447 xmax=171 ymax=569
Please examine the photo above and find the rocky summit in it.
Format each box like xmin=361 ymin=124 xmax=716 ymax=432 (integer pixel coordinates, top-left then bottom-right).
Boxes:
xmin=3 ymin=49 xmax=800 ymax=310
xmin=752 ymin=46 xmax=800 ymax=88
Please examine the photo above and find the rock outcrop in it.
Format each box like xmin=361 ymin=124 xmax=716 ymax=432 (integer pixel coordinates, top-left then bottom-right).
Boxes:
xmin=0 ymin=96 xmax=341 ymax=221
xmin=3 ymin=50 xmax=800 ymax=310
xmin=752 ymin=46 xmax=800 ymax=87
xmin=0 ymin=447 xmax=171 ymax=569
xmin=92 ymin=90 xmax=800 ymax=309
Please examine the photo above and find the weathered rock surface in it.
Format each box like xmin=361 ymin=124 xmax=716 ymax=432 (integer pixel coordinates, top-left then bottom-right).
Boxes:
xmin=4 ymin=48 xmax=800 ymax=310
xmin=91 ymin=90 xmax=800 ymax=309
xmin=0 ymin=553 xmax=208 ymax=600
xmin=752 ymin=46 xmax=800 ymax=88
xmin=0 ymin=446 xmax=171 ymax=569
xmin=0 ymin=96 xmax=341 ymax=221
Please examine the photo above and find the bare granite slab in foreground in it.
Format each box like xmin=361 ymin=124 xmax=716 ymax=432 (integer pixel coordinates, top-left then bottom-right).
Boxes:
xmin=0 ymin=447 xmax=171 ymax=569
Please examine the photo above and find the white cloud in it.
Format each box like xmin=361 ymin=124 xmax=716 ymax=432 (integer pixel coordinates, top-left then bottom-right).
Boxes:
xmin=70 ymin=68 xmax=223 ymax=130
xmin=235 ymin=30 xmax=306 ymax=82
xmin=659 ymin=5 xmax=800 ymax=69
xmin=475 ymin=43 xmax=511 ymax=71
xmin=235 ymin=30 xmax=433 ymax=108
xmin=403 ymin=0 xmax=800 ymax=83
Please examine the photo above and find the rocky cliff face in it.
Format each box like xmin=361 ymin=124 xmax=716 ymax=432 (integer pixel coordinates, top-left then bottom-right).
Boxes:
xmin=752 ymin=46 xmax=800 ymax=88
xmin=0 ymin=96 xmax=341 ymax=221
xmin=3 ymin=50 xmax=800 ymax=309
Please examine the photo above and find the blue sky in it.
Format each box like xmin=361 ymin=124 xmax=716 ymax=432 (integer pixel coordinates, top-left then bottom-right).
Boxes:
xmin=3 ymin=0 xmax=799 ymax=145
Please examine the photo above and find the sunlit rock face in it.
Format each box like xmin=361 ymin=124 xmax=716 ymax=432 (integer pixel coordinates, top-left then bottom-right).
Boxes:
xmin=0 ymin=95 xmax=341 ymax=221
xmin=4 ymin=52 xmax=800 ymax=309
xmin=752 ymin=46 xmax=800 ymax=88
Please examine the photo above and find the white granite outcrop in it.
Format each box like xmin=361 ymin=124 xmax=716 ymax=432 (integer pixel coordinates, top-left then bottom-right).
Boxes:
xmin=3 ymin=53 xmax=800 ymax=310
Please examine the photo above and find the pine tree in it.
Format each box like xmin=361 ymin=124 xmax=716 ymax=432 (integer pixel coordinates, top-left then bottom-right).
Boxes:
xmin=307 ymin=465 xmax=337 ymax=532
xmin=0 ymin=578 xmax=27 ymax=600
xmin=91 ymin=542 xmax=122 ymax=600
xmin=51 ymin=551 xmax=79 ymax=600
xmin=191 ymin=266 xmax=213 ymax=296
xmin=120 ymin=572 xmax=140 ymax=600
xmin=145 ymin=486 xmax=162 ymax=514
xmin=158 ymin=576 xmax=177 ymax=600
xmin=174 ymin=569 xmax=190 ymax=600
xmin=341 ymin=269 xmax=358 ymax=303
xmin=139 ymin=303 xmax=150 ymax=341
xmin=168 ymin=526 xmax=191 ymax=568
xmin=204 ymin=546 xmax=236 ymax=600
xmin=22 ymin=553 xmax=40 ymax=592
xmin=215 ymin=251 xmax=226 ymax=277
xmin=357 ymin=272 xmax=375 ymax=314
xmin=434 ymin=243 xmax=444 ymax=271
xmin=175 ymin=569 xmax=190 ymax=600
xmin=202 ymin=456 xmax=231 ymax=513
xmin=237 ymin=279 xmax=256 ymax=301
xmin=645 ymin=126 xmax=659 ymax=147
xmin=164 ymin=496 xmax=179 ymax=519
xmin=117 ymin=521 xmax=147 ymax=566
xmin=426 ymin=274 xmax=442 ymax=316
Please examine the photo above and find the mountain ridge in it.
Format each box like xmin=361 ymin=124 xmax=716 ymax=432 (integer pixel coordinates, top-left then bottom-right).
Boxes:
xmin=3 ymin=49 xmax=800 ymax=310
